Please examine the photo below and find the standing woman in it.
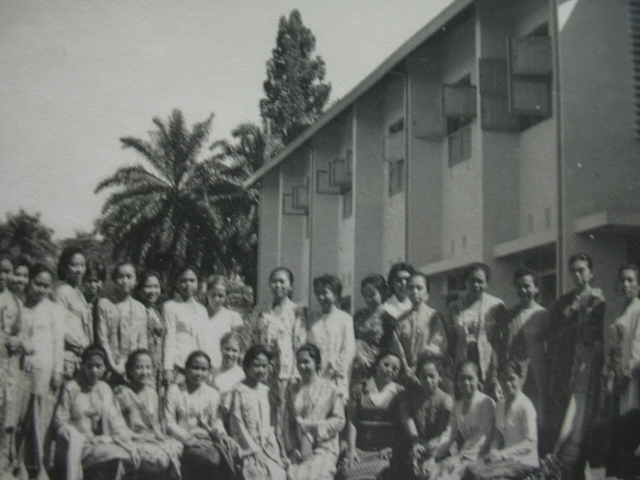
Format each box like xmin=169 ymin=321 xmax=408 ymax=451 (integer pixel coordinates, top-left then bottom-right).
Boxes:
xmin=604 ymin=264 xmax=640 ymax=479
xmin=283 ymin=343 xmax=346 ymax=480
xmin=200 ymin=275 xmax=244 ymax=370
xmin=52 ymin=346 xmax=140 ymax=480
xmin=383 ymin=263 xmax=415 ymax=325
xmin=451 ymin=263 xmax=507 ymax=398
xmin=83 ymin=261 xmax=106 ymax=343
xmin=308 ymin=274 xmax=356 ymax=398
xmin=95 ymin=262 xmax=147 ymax=384
xmin=0 ymin=252 xmax=24 ymax=476
xmin=11 ymin=255 xmax=31 ymax=302
xmin=227 ymin=345 xmax=286 ymax=480
xmin=55 ymin=247 xmax=92 ymax=375
xmin=251 ymin=267 xmax=306 ymax=430
xmin=162 ymin=265 xmax=208 ymax=386
xmin=353 ymin=274 xmax=392 ymax=341
xmin=136 ymin=270 xmax=166 ymax=389
xmin=18 ymin=264 xmax=65 ymax=479
xmin=504 ymin=268 xmax=550 ymax=426
xmin=546 ymin=253 xmax=605 ymax=478
xmin=165 ymin=350 xmax=237 ymax=480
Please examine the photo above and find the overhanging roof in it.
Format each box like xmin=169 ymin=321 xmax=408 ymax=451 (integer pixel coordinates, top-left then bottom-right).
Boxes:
xmin=243 ymin=0 xmax=473 ymax=188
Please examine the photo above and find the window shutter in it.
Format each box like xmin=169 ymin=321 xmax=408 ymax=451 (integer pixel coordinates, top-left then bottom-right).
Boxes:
xmin=442 ymin=84 xmax=477 ymax=118
xmin=479 ymin=58 xmax=520 ymax=131
xmin=509 ymin=37 xmax=552 ymax=76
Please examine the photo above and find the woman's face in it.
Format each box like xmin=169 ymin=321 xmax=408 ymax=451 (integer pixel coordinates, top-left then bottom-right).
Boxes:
xmin=375 ymin=354 xmax=401 ymax=384
xmin=142 ymin=275 xmax=162 ymax=305
xmin=314 ymin=286 xmax=337 ymax=313
xmin=28 ymin=271 xmax=53 ymax=304
xmin=361 ymin=283 xmax=382 ymax=310
xmin=457 ymin=364 xmax=479 ymax=397
xmin=296 ymin=350 xmax=317 ymax=380
xmin=418 ymin=362 xmax=441 ymax=395
xmin=12 ymin=265 xmax=29 ymax=295
xmin=270 ymin=270 xmax=292 ymax=300
xmin=221 ymin=339 xmax=242 ymax=369
xmin=0 ymin=259 xmax=14 ymax=291
xmin=84 ymin=275 xmax=103 ymax=299
xmin=408 ymin=275 xmax=429 ymax=306
xmin=363 ymin=317 xmax=384 ymax=346
xmin=129 ymin=354 xmax=154 ymax=387
xmin=185 ymin=355 xmax=210 ymax=387
xmin=207 ymin=284 xmax=227 ymax=310
xmin=569 ymin=259 xmax=592 ymax=289
xmin=83 ymin=354 xmax=106 ymax=385
xmin=466 ymin=269 xmax=487 ymax=299
xmin=115 ymin=264 xmax=137 ymax=296
xmin=515 ymin=274 xmax=538 ymax=305
xmin=177 ymin=269 xmax=198 ymax=299
xmin=246 ymin=353 xmax=270 ymax=384
xmin=499 ymin=370 xmax=522 ymax=400
xmin=619 ymin=269 xmax=640 ymax=300
xmin=393 ymin=269 xmax=412 ymax=299
xmin=66 ymin=253 xmax=86 ymax=286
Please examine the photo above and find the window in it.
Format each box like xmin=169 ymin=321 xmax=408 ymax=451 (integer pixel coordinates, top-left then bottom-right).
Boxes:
xmin=388 ymin=159 xmax=404 ymax=196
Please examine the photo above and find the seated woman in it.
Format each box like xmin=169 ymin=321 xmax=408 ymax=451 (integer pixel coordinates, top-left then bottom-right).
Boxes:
xmin=165 ymin=350 xmax=238 ymax=480
xmin=427 ymin=361 xmax=495 ymax=480
xmin=284 ymin=343 xmax=346 ymax=480
xmin=52 ymin=345 xmax=140 ymax=480
xmin=227 ymin=345 xmax=286 ymax=480
xmin=114 ymin=349 xmax=183 ymax=479
xmin=343 ymin=351 xmax=404 ymax=480
xmin=391 ymin=354 xmax=453 ymax=479
xmin=465 ymin=360 xmax=539 ymax=480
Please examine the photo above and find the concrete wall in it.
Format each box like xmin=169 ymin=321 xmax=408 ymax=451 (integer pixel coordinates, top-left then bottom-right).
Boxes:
xmin=559 ymin=0 xmax=639 ymax=303
xmin=256 ymin=168 xmax=281 ymax=304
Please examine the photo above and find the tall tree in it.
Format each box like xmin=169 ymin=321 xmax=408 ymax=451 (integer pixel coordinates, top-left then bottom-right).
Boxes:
xmin=95 ymin=109 xmax=256 ymax=279
xmin=260 ymin=9 xmax=331 ymax=146
xmin=0 ymin=209 xmax=58 ymax=263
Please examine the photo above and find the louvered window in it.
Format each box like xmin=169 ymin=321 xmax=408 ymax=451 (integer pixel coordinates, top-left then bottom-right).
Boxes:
xmin=631 ymin=0 xmax=640 ymax=137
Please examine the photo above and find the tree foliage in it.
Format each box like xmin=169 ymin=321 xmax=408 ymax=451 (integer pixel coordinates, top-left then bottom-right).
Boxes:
xmin=260 ymin=9 xmax=331 ymax=146
xmin=0 ymin=209 xmax=58 ymax=264
xmin=95 ymin=109 xmax=257 ymax=280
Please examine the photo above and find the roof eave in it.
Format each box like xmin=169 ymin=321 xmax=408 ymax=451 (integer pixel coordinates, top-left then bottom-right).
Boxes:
xmin=243 ymin=0 xmax=473 ymax=189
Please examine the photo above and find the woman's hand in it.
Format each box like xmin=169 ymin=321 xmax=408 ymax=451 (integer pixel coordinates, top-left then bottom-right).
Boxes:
xmin=191 ymin=427 xmax=210 ymax=440
xmin=6 ymin=336 xmax=22 ymax=354
xmin=163 ymin=369 xmax=174 ymax=386
xmin=51 ymin=372 xmax=63 ymax=391
xmin=378 ymin=447 xmax=392 ymax=460
xmin=344 ymin=450 xmax=359 ymax=469
xmin=129 ymin=446 xmax=141 ymax=469
xmin=411 ymin=442 xmax=426 ymax=460
xmin=484 ymin=449 xmax=502 ymax=464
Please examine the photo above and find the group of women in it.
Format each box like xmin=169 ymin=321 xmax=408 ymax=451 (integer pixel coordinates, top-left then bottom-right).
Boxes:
xmin=0 ymin=247 xmax=639 ymax=480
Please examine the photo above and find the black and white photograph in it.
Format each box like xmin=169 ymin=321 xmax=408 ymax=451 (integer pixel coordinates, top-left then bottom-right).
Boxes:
xmin=1 ymin=1 xmax=639 ymax=479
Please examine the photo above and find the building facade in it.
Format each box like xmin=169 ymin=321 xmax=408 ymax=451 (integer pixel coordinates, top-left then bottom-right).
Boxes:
xmin=245 ymin=0 xmax=640 ymax=314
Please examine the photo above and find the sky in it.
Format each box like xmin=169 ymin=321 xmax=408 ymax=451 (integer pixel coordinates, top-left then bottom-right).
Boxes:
xmin=0 ymin=0 xmax=453 ymax=239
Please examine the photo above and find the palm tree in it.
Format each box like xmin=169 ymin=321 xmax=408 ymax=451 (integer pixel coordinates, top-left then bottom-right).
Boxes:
xmin=96 ymin=109 xmax=256 ymax=278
